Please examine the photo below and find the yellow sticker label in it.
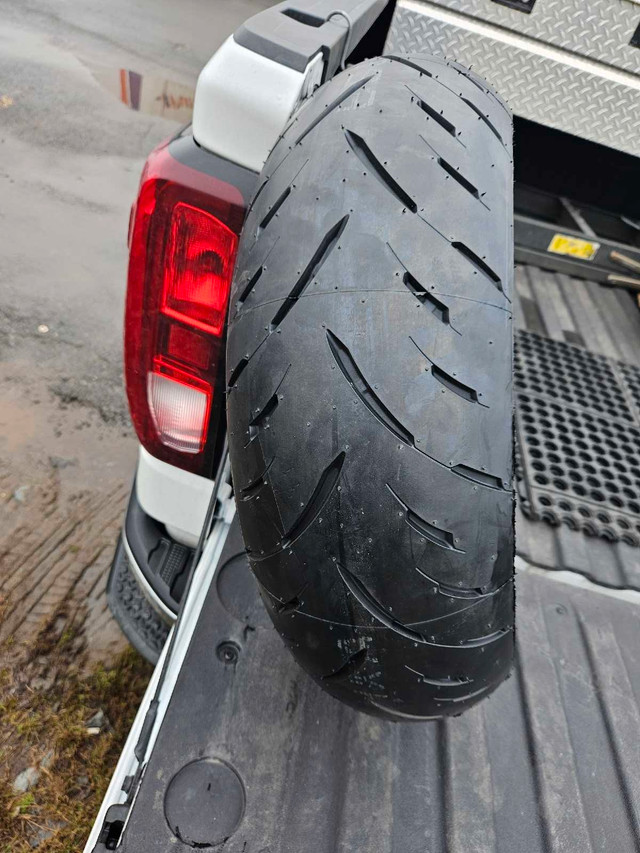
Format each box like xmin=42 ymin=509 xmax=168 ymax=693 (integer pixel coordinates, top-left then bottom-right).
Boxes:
xmin=547 ymin=233 xmax=599 ymax=261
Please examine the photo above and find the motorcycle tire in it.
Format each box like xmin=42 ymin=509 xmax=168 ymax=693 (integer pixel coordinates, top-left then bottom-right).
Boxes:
xmin=226 ymin=54 xmax=515 ymax=721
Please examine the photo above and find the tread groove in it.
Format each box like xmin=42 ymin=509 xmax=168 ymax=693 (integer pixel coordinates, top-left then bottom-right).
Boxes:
xmin=249 ymin=392 xmax=279 ymax=427
xmin=240 ymin=458 xmax=275 ymax=501
xmin=337 ymin=564 xmax=426 ymax=643
xmin=451 ymin=241 xmax=503 ymax=291
xmin=322 ymin=647 xmax=368 ymax=682
xmin=431 ymin=363 xmax=481 ymax=404
xmin=423 ymin=628 xmax=510 ymax=651
xmin=245 ymin=365 xmax=290 ymax=446
xmin=282 ymin=451 xmax=346 ymax=549
xmin=403 ymin=271 xmax=459 ymax=331
xmin=344 ymin=129 xmax=417 ymax=212
xmin=295 ymin=75 xmax=374 ymax=145
xmin=258 ymin=186 xmax=291 ymax=234
xmin=406 ymin=86 xmax=457 ymax=138
xmin=270 ymin=215 xmax=349 ymax=330
xmin=451 ymin=463 xmax=504 ymax=490
xmin=437 ymin=156 xmax=480 ymax=199
xmin=237 ymin=266 xmax=263 ymax=310
xmin=227 ymin=357 xmax=249 ymax=389
xmin=404 ymin=665 xmax=471 ymax=687
xmin=387 ymin=55 xmax=433 ymax=79
xmin=275 ymin=594 xmax=303 ymax=615
xmin=415 ymin=566 xmax=508 ymax=599
xmin=326 ymin=329 xmax=415 ymax=445
xmin=388 ymin=244 xmax=462 ymax=334
xmin=462 ymin=97 xmax=504 ymax=144
xmin=437 ymin=682 xmax=496 ymax=703
xmin=410 ymin=337 xmax=487 ymax=407
xmin=327 ymin=329 xmax=503 ymax=488
xmin=387 ymin=484 xmax=464 ymax=553
xmin=249 ymin=452 xmax=346 ymax=561
xmin=235 ymin=235 xmax=281 ymax=314
xmin=461 ymin=71 xmax=487 ymax=94
xmin=246 ymin=391 xmax=279 ymax=445
xmin=246 ymin=176 xmax=269 ymax=215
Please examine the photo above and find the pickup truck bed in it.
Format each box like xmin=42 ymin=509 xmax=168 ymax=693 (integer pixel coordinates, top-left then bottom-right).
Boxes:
xmin=111 ymin=264 xmax=640 ymax=853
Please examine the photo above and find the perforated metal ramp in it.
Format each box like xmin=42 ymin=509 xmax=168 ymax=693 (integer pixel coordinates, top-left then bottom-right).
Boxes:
xmin=118 ymin=520 xmax=640 ymax=853
xmin=514 ymin=265 xmax=640 ymax=589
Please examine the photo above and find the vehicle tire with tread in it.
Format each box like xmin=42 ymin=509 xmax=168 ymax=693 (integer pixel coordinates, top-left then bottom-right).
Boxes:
xmin=226 ymin=54 xmax=514 ymax=721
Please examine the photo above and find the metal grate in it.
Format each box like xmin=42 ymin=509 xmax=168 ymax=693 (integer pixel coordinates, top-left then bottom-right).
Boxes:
xmin=515 ymin=330 xmax=640 ymax=547
xmin=621 ymin=361 xmax=640 ymax=414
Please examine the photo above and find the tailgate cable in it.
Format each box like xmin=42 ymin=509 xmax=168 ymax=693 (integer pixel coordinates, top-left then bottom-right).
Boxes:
xmin=328 ymin=9 xmax=354 ymax=70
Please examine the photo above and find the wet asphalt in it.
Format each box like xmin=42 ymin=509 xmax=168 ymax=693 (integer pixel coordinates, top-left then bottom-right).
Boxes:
xmin=0 ymin=0 xmax=270 ymax=427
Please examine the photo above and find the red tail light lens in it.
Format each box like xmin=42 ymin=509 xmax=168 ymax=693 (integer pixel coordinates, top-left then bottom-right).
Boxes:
xmin=162 ymin=202 xmax=237 ymax=336
xmin=125 ymin=140 xmax=245 ymax=474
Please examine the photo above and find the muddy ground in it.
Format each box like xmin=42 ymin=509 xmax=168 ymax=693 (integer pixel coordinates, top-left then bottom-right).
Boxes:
xmin=0 ymin=0 xmax=268 ymax=847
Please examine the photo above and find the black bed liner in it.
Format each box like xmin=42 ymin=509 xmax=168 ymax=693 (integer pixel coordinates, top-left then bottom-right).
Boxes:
xmin=116 ymin=265 xmax=640 ymax=853
xmin=117 ymin=522 xmax=640 ymax=853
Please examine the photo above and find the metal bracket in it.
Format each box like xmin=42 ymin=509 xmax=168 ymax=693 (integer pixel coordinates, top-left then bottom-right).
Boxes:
xmin=234 ymin=0 xmax=389 ymax=81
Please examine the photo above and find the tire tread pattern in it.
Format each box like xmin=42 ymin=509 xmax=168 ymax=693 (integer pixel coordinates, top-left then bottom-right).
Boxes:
xmin=227 ymin=55 xmax=515 ymax=720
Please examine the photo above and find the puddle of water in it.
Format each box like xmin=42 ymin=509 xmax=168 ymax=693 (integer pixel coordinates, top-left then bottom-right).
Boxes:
xmin=92 ymin=68 xmax=194 ymax=123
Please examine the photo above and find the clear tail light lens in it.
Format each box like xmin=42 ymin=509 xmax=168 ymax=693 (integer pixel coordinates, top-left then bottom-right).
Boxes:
xmin=148 ymin=369 xmax=211 ymax=453
xmin=125 ymin=139 xmax=245 ymax=474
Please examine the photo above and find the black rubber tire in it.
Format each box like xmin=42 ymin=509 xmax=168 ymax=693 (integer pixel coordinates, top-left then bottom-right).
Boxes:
xmin=226 ymin=55 xmax=514 ymax=721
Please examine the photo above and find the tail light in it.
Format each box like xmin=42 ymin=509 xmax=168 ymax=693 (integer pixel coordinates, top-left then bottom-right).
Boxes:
xmin=125 ymin=139 xmax=245 ymax=474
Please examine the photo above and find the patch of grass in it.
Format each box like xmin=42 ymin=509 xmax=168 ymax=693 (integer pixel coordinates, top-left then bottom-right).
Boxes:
xmin=0 ymin=614 xmax=152 ymax=852
xmin=16 ymin=793 xmax=35 ymax=815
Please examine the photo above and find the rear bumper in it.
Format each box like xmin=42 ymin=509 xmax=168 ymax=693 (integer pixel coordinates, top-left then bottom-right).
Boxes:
xmin=109 ymin=481 xmax=193 ymax=640
xmin=125 ymin=481 xmax=195 ymax=618
xmin=107 ymin=481 xmax=196 ymax=660
xmin=135 ymin=445 xmax=213 ymax=549
xmin=386 ymin=0 xmax=640 ymax=158
xmin=107 ymin=536 xmax=170 ymax=664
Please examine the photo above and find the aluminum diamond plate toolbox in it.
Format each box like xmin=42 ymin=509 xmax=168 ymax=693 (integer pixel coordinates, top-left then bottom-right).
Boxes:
xmin=385 ymin=0 xmax=640 ymax=157
xmin=405 ymin=0 xmax=640 ymax=74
